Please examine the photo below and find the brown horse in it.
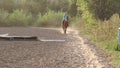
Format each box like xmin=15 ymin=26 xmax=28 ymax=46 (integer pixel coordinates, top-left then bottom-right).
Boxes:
xmin=62 ymin=16 xmax=69 ymax=34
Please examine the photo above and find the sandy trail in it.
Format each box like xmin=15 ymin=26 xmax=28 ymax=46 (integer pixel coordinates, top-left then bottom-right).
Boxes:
xmin=0 ymin=27 xmax=114 ymax=68
xmin=66 ymin=29 xmax=104 ymax=68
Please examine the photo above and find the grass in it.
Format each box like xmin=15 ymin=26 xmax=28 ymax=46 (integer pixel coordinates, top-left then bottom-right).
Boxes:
xmin=72 ymin=14 xmax=120 ymax=68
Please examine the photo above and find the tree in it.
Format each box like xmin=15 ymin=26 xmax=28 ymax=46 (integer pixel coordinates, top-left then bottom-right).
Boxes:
xmin=69 ymin=0 xmax=78 ymax=17
xmin=19 ymin=0 xmax=48 ymax=15
xmin=0 ymin=0 xmax=17 ymax=12
xmin=77 ymin=0 xmax=95 ymax=25
xmin=90 ymin=0 xmax=114 ymax=20
xmin=48 ymin=0 xmax=70 ymax=12
xmin=77 ymin=0 xmax=120 ymax=22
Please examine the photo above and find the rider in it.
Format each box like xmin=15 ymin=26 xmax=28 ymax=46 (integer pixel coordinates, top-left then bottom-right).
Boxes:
xmin=62 ymin=10 xmax=69 ymax=26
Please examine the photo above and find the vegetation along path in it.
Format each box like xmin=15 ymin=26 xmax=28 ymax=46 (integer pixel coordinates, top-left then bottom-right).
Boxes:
xmin=0 ymin=27 xmax=115 ymax=68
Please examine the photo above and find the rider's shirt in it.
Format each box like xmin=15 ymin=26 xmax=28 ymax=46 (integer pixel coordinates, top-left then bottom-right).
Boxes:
xmin=63 ymin=13 xmax=68 ymax=20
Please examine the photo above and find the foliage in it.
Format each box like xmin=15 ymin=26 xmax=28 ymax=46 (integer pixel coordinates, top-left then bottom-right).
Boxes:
xmin=8 ymin=9 xmax=32 ymax=26
xmin=0 ymin=9 xmax=9 ymax=26
xmin=68 ymin=0 xmax=77 ymax=17
xmin=35 ymin=10 xmax=63 ymax=27
xmin=0 ymin=0 xmax=71 ymax=27
xmin=48 ymin=0 xmax=70 ymax=12
xmin=90 ymin=0 xmax=115 ymax=20
xmin=77 ymin=0 xmax=120 ymax=21
xmin=77 ymin=14 xmax=120 ymax=67
xmin=19 ymin=0 xmax=48 ymax=15
xmin=0 ymin=0 xmax=17 ymax=12
xmin=116 ymin=43 xmax=120 ymax=51
xmin=0 ymin=9 xmax=64 ymax=27
xmin=0 ymin=0 xmax=70 ymax=15
xmin=77 ymin=0 xmax=96 ymax=26
xmin=69 ymin=16 xmax=81 ymax=28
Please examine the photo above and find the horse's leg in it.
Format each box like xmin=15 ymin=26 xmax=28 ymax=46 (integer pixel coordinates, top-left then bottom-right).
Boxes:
xmin=65 ymin=27 xmax=67 ymax=34
xmin=62 ymin=20 xmax=68 ymax=34
xmin=64 ymin=23 xmax=68 ymax=34
xmin=62 ymin=25 xmax=65 ymax=34
xmin=62 ymin=23 xmax=66 ymax=34
xmin=61 ymin=22 xmax=64 ymax=33
xmin=64 ymin=29 xmax=66 ymax=34
xmin=65 ymin=26 xmax=68 ymax=34
xmin=62 ymin=26 xmax=66 ymax=34
xmin=62 ymin=21 xmax=65 ymax=34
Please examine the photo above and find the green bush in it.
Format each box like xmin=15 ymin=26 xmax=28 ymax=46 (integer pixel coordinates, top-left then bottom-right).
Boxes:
xmin=116 ymin=43 xmax=120 ymax=51
xmin=77 ymin=0 xmax=96 ymax=26
xmin=79 ymin=14 xmax=120 ymax=50
xmin=77 ymin=13 xmax=120 ymax=67
xmin=8 ymin=9 xmax=32 ymax=26
xmin=70 ymin=16 xmax=82 ymax=28
xmin=77 ymin=0 xmax=120 ymax=21
xmin=0 ymin=10 xmax=9 ymax=26
xmin=35 ymin=10 xmax=63 ymax=27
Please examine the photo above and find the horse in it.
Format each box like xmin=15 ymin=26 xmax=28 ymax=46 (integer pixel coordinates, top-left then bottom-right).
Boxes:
xmin=62 ymin=16 xmax=69 ymax=34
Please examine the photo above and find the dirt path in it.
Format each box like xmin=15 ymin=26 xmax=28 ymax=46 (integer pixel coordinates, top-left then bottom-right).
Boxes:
xmin=66 ymin=29 xmax=115 ymax=68
xmin=0 ymin=27 xmax=115 ymax=68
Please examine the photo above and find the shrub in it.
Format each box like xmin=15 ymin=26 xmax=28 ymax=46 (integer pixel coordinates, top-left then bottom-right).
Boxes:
xmin=77 ymin=0 xmax=96 ymax=26
xmin=8 ymin=9 xmax=32 ymax=26
xmin=35 ymin=10 xmax=63 ymax=27
xmin=115 ymin=43 xmax=120 ymax=51
xmin=79 ymin=14 xmax=120 ymax=51
xmin=0 ymin=9 xmax=9 ymax=26
xmin=70 ymin=16 xmax=82 ymax=28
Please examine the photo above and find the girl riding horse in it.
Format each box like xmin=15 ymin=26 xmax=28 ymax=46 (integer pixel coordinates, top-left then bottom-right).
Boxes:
xmin=61 ymin=11 xmax=69 ymax=34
